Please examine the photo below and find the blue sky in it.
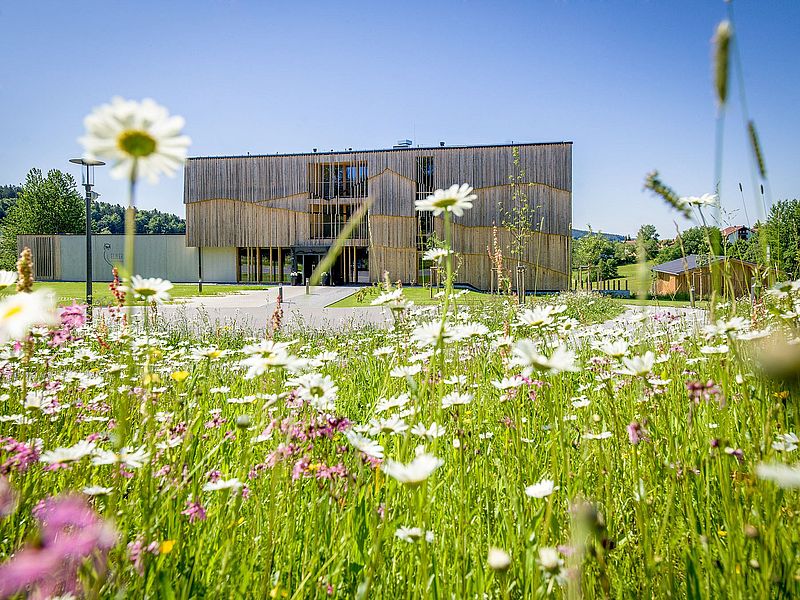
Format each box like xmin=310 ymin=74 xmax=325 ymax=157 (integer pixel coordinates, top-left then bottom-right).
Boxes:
xmin=1 ymin=1 xmax=797 ymax=237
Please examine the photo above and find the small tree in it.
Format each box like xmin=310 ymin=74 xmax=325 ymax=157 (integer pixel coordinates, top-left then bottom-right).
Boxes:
xmin=636 ymin=224 xmax=660 ymax=260
xmin=762 ymin=199 xmax=800 ymax=278
xmin=499 ymin=148 xmax=539 ymax=294
xmin=572 ymin=232 xmax=619 ymax=281
xmin=0 ymin=169 xmax=84 ymax=268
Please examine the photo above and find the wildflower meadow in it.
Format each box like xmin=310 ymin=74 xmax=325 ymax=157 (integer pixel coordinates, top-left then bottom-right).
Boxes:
xmin=2 ymin=17 xmax=800 ymax=596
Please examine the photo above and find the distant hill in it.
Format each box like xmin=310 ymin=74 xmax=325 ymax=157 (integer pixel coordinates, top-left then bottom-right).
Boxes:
xmin=572 ymin=229 xmax=627 ymax=242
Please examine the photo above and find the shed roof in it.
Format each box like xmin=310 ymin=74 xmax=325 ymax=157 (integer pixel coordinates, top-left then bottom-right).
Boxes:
xmin=652 ymin=254 xmax=756 ymax=275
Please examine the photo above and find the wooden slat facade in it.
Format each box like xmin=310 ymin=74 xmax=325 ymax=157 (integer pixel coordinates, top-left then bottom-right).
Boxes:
xmin=184 ymin=142 xmax=572 ymax=290
xmin=17 ymin=235 xmax=60 ymax=280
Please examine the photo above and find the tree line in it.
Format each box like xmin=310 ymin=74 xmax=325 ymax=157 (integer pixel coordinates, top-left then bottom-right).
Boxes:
xmin=0 ymin=168 xmax=185 ymax=269
xmin=572 ymin=198 xmax=800 ymax=282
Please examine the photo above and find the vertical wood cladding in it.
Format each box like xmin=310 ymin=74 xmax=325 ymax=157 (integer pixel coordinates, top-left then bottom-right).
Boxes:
xmin=184 ymin=143 xmax=572 ymax=289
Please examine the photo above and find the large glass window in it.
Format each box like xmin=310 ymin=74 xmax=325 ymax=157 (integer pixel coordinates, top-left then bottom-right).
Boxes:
xmin=238 ymin=247 xmax=292 ymax=282
xmin=309 ymin=162 xmax=368 ymax=199
xmin=310 ymin=204 xmax=352 ymax=239
xmin=238 ymin=247 xmax=256 ymax=282
xmin=416 ymin=157 xmax=435 ymax=251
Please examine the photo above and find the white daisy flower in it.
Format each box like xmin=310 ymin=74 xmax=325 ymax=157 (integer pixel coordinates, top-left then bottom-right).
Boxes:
xmin=620 ymin=351 xmax=656 ymax=376
xmin=772 ymin=433 xmax=799 ymax=453
xmin=91 ymin=446 xmax=150 ymax=469
xmin=345 ymin=430 xmax=384 ymax=459
xmin=511 ymin=341 xmax=578 ymax=375
xmin=286 ymin=373 xmax=338 ymax=412
xmin=374 ymin=393 xmax=411 ymax=413
xmin=756 ymin=463 xmax=800 ymax=488
xmin=0 ymin=290 xmax=59 ymax=343
xmin=410 ymin=422 xmax=446 ymax=440
xmin=597 ymin=339 xmax=630 ymax=358
xmin=0 ymin=270 xmax=17 ymax=290
xmin=525 ymin=478 xmax=558 ymax=498
xmin=382 ymin=453 xmax=443 ymax=485
xmin=82 ymin=485 xmax=113 ymax=496
xmin=40 ymin=440 xmax=97 ymax=465
xmin=491 ymin=376 xmax=526 ymax=390
xmin=371 ymin=288 xmax=406 ymax=308
xmin=411 ymin=321 xmax=454 ymax=347
xmin=441 ymin=391 xmax=473 ymax=409
xmin=679 ymin=193 xmax=718 ymax=208
xmin=700 ymin=344 xmax=729 ymax=355
xmin=582 ymin=431 xmax=613 ymax=440
xmin=367 ymin=414 xmax=409 ymax=436
xmin=390 ymin=364 xmax=422 ymax=378
xmin=451 ymin=322 xmax=489 ymax=340
xmin=79 ymin=96 xmax=191 ymax=183
xmin=537 ymin=547 xmax=567 ymax=584
xmin=422 ymin=247 xmax=452 ymax=263
xmin=203 ymin=477 xmax=243 ymax=492
xmin=124 ymin=276 xmax=173 ymax=304
xmin=414 ymin=183 xmax=477 ymax=217
xmin=516 ymin=305 xmax=565 ymax=328
xmin=395 ymin=526 xmax=434 ymax=543
xmin=241 ymin=340 xmax=305 ymax=378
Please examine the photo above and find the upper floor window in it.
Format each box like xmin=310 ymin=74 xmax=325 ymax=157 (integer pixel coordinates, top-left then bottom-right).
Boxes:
xmin=309 ymin=162 xmax=368 ymax=199
xmin=416 ymin=156 xmax=435 ymax=193
xmin=416 ymin=157 xmax=435 ymax=250
xmin=310 ymin=203 xmax=352 ymax=239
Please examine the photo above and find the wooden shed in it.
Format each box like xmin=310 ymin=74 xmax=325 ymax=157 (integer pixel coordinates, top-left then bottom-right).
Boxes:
xmin=183 ymin=142 xmax=573 ymax=291
xmin=652 ymin=254 xmax=758 ymax=298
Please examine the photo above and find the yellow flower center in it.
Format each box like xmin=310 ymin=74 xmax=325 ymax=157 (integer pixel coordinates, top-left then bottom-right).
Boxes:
xmin=433 ymin=197 xmax=457 ymax=208
xmin=2 ymin=305 xmax=23 ymax=319
xmin=117 ymin=130 xmax=157 ymax=157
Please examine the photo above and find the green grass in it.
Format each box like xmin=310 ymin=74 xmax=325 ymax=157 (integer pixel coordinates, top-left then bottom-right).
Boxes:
xmin=0 ymin=281 xmax=270 ymax=306
xmin=329 ymin=287 xmax=626 ymax=323
xmin=613 ymin=297 xmax=702 ymax=308
xmin=572 ymin=262 xmax=652 ymax=294
xmin=1 ymin=286 xmax=797 ymax=598
xmin=327 ymin=286 xmax=494 ymax=308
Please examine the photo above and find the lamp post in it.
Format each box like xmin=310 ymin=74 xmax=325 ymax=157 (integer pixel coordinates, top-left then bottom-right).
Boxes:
xmin=69 ymin=158 xmax=105 ymax=312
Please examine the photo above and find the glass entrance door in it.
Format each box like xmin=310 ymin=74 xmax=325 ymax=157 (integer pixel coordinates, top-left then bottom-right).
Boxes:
xmin=299 ymin=254 xmax=320 ymax=282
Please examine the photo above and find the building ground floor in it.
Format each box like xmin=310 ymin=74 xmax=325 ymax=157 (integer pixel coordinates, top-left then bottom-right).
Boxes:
xmin=236 ymin=245 xmax=369 ymax=285
xmin=17 ymin=233 xmax=568 ymax=291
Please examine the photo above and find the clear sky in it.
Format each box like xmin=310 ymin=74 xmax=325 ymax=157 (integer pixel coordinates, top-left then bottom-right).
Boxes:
xmin=1 ymin=1 xmax=797 ymax=238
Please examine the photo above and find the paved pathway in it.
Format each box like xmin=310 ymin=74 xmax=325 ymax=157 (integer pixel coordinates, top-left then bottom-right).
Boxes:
xmin=102 ymin=288 xmax=709 ymax=336
xmin=110 ymin=286 xmax=390 ymax=333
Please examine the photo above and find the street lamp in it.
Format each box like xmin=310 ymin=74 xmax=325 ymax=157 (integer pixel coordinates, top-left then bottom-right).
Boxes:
xmin=69 ymin=158 xmax=105 ymax=311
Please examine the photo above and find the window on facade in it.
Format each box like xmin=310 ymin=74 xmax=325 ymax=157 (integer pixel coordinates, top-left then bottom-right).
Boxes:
xmin=310 ymin=204 xmax=352 ymax=239
xmin=309 ymin=162 xmax=368 ymax=199
xmin=415 ymin=157 xmax=435 ymax=251
xmin=238 ymin=247 xmax=292 ymax=283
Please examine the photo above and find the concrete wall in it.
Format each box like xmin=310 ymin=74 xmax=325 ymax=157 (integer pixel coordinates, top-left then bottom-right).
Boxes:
xmin=20 ymin=235 xmax=238 ymax=283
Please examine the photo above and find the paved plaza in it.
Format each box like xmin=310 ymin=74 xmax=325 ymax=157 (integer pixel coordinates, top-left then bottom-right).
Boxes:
xmin=98 ymin=285 xmax=707 ymax=335
xmin=109 ymin=285 xmax=390 ymax=333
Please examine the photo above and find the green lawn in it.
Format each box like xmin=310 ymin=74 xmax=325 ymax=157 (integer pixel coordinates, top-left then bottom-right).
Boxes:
xmin=612 ymin=297 xmax=703 ymax=308
xmin=0 ymin=281 xmax=271 ymax=306
xmin=572 ymin=262 xmax=653 ymax=293
xmin=328 ymin=286 xmax=495 ymax=308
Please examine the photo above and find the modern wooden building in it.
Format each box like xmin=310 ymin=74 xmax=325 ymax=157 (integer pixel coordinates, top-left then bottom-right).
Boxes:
xmin=184 ymin=142 xmax=572 ymax=290
xmin=652 ymin=254 xmax=757 ymax=298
